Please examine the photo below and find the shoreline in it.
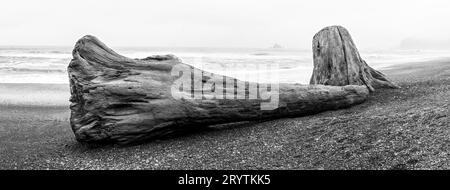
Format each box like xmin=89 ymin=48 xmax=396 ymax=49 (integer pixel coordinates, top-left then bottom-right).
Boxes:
xmin=0 ymin=58 xmax=449 ymax=169
xmin=0 ymin=83 xmax=70 ymax=107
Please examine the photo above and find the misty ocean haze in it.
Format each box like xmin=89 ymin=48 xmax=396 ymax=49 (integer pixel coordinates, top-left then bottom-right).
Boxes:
xmin=1 ymin=46 xmax=450 ymax=84
xmin=2 ymin=0 xmax=450 ymax=85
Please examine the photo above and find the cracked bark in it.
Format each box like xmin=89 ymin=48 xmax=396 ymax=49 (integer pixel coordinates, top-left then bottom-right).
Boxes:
xmin=68 ymin=35 xmax=369 ymax=144
xmin=310 ymin=26 xmax=400 ymax=92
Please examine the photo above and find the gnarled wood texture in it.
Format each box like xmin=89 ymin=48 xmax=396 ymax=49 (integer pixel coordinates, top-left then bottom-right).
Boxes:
xmin=68 ymin=35 xmax=369 ymax=144
xmin=310 ymin=26 xmax=399 ymax=92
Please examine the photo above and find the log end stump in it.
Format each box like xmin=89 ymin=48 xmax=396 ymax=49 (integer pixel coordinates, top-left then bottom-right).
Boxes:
xmin=310 ymin=26 xmax=400 ymax=92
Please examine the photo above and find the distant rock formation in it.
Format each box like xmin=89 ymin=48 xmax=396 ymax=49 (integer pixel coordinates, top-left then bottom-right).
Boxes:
xmin=272 ymin=43 xmax=283 ymax=49
xmin=310 ymin=26 xmax=399 ymax=92
xmin=252 ymin=52 xmax=270 ymax=56
xmin=400 ymin=38 xmax=450 ymax=50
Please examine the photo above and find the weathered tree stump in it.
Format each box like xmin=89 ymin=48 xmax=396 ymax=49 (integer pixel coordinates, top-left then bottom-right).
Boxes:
xmin=310 ymin=26 xmax=399 ymax=92
xmin=68 ymin=35 xmax=369 ymax=144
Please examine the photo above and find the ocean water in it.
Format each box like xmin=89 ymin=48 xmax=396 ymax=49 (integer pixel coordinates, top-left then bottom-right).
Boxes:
xmin=1 ymin=46 xmax=450 ymax=85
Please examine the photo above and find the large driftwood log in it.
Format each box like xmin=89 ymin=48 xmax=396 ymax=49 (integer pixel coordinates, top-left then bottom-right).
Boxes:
xmin=310 ymin=26 xmax=399 ymax=92
xmin=68 ymin=35 xmax=369 ymax=144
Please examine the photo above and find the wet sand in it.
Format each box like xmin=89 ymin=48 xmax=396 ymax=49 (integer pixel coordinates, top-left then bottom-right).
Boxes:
xmin=0 ymin=59 xmax=449 ymax=169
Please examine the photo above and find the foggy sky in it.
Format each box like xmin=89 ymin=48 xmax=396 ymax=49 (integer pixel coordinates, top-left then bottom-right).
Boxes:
xmin=1 ymin=0 xmax=449 ymax=49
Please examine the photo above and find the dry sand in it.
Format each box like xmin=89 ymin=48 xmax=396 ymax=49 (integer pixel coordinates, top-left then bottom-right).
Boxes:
xmin=0 ymin=59 xmax=449 ymax=170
